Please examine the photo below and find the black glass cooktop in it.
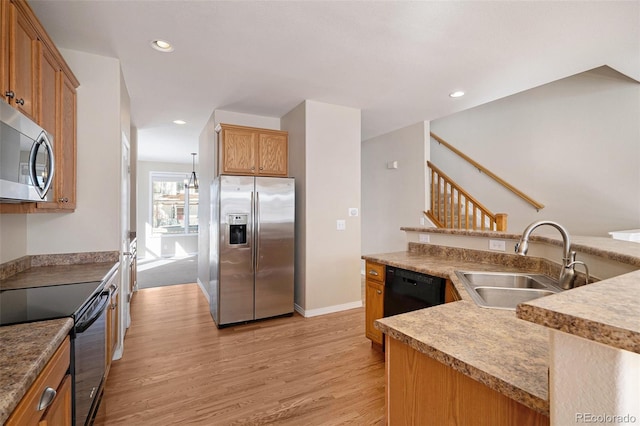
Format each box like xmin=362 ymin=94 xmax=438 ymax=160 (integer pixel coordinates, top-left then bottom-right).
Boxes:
xmin=0 ymin=281 xmax=103 ymax=326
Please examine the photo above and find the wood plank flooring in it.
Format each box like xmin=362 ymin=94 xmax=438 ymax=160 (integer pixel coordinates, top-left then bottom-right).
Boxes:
xmin=94 ymin=284 xmax=385 ymax=425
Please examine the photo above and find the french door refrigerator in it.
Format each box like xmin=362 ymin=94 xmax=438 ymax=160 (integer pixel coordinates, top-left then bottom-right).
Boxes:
xmin=210 ymin=175 xmax=295 ymax=327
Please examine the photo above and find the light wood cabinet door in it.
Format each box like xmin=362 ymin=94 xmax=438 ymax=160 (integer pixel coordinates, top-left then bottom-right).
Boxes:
xmin=55 ymin=72 xmax=77 ymax=209
xmin=365 ymin=261 xmax=386 ymax=345
xmin=386 ymin=336 xmax=549 ymax=426
xmin=38 ymin=43 xmax=58 ymax=136
xmin=7 ymin=1 xmax=38 ymax=121
xmin=365 ymin=280 xmax=385 ymax=345
xmin=221 ymin=126 xmax=257 ymax=175
xmin=38 ymin=374 xmax=72 ymax=426
xmin=106 ymin=286 xmax=119 ymax=378
xmin=445 ymin=279 xmax=461 ymax=303
xmin=7 ymin=337 xmax=71 ymax=426
xmin=257 ymin=132 xmax=287 ymax=176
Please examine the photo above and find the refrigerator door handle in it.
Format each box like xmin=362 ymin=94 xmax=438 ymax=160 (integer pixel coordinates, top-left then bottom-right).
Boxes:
xmin=251 ymin=191 xmax=255 ymax=273
xmin=256 ymin=191 xmax=261 ymax=272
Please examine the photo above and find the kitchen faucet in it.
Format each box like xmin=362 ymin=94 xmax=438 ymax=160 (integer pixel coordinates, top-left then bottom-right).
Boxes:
xmin=514 ymin=220 xmax=588 ymax=290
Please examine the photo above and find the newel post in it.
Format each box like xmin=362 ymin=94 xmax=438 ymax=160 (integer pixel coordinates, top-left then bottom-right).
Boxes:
xmin=495 ymin=213 xmax=508 ymax=232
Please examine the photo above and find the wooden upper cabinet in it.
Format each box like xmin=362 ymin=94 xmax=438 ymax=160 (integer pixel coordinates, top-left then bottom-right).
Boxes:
xmin=0 ymin=0 xmax=79 ymax=214
xmin=220 ymin=126 xmax=257 ymax=174
xmin=258 ymin=132 xmax=287 ymax=176
xmin=39 ymin=43 xmax=58 ymax=135
xmin=7 ymin=0 xmax=39 ymax=121
xmin=218 ymin=124 xmax=288 ymax=177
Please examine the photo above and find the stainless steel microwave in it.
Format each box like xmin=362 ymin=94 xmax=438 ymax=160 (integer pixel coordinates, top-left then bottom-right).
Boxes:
xmin=0 ymin=99 xmax=54 ymax=202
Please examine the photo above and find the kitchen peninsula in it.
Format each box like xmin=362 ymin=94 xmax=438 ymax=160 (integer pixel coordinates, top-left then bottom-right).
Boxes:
xmin=365 ymin=228 xmax=640 ymax=425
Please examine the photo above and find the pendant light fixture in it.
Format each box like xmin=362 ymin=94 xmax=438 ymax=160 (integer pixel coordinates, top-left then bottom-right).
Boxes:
xmin=188 ymin=152 xmax=199 ymax=190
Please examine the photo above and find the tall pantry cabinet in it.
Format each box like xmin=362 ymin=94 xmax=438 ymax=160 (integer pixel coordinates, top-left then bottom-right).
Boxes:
xmin=0 ymin=0 xmax=79 ymax=213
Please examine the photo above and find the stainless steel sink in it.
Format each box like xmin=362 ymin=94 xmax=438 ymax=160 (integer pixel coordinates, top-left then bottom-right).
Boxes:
xmin=454 ymin=271 xmax=562 ymax=310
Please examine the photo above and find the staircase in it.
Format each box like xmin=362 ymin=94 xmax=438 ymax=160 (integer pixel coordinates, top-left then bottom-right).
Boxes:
xmin=425 ymin=161 xmax=507 ymax=231
xmin=426 ymin=133 xmax=544 ymax=233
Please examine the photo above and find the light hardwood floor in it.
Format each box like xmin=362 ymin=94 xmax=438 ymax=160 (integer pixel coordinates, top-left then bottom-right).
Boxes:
xmin=95 ymin=283 xmax=385 ymax=425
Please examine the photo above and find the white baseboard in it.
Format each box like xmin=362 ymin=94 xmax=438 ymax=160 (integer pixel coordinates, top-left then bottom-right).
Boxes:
xmin=196 ymin=278 xmax=210 ymax=301
xmin=294 ymin=300 xmax=363 ymax=318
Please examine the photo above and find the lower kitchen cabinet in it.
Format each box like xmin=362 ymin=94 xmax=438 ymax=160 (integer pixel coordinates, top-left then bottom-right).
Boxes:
xmin=106 ymin=279 xmax=119 ymax=378
xmin=365 ymin=261 xmax=385 ymax=346
xmin=385 ymin=336 xmax=549 ymax=426
xmin=6 ymin=336 xmax=71 ymax=426
xmin=445 ymin=279 xmax=461 ymax=303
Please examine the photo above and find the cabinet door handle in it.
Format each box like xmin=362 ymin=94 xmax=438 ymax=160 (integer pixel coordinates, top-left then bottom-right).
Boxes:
xmin=376 ymin=290 xmax=382 ymax=295
xmin=58 ymin=197 xmax=69 ymax=203
xmin=16 ymin=98 xmax=25 ymax=106
xmin=368 ymin=270 xmax=379 ymax=276
xmin=5 ymin=90 xmax=15 ymax=99
xmin=38 ymin=387 xmax=57 ymax=411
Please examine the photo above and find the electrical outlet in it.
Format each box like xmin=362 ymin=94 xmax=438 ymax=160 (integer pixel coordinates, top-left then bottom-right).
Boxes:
xmin=337 ymin=219 xmax=346 ymax=231
xmin=419 ymin=234 xmax=430 ymax=243
xmin=348 ymin=208 xmax=359 ymax=217
xmin=489 ymin=239 xmax=506 ymax=251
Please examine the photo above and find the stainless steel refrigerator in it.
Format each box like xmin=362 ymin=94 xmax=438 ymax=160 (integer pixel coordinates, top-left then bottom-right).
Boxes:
xmin=210 ymin=175 xmax=295 ymax=327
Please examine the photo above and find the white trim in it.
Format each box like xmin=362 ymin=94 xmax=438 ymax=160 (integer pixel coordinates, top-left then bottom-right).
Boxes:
xmin=294 ymin=300 xmax=363 ymax=318
xmin=196 ymin=277 xmax=209 ymax=301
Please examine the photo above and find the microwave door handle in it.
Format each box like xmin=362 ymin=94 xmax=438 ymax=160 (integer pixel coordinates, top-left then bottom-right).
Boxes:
xmin=29 ymin=131 xmax=55 ymax=199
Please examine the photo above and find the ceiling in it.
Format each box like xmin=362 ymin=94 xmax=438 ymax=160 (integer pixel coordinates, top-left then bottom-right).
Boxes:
xmin=29 ymin=1 xmax=640 ymax=164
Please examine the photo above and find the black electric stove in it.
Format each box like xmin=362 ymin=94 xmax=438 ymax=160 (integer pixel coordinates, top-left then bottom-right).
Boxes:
xmin=0 ymin=281 xmax=104 ymax=326
xmin=0 ymin=274 xmax=116 ymax=426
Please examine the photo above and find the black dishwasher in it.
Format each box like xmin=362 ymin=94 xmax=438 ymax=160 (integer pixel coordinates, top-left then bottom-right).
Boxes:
xmin=384 ymin=266 xmax=445 ymax=317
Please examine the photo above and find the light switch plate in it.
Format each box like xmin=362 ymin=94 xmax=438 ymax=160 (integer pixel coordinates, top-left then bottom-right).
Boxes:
xmin=489 ymin=239 xmax=506 ymax=251
xmin=337 ymin=219 xmax=346 ymax=231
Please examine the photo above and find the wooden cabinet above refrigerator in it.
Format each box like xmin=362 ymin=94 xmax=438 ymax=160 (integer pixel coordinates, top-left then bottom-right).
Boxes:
xmin=216 ymin=123 xmax=288 ymax=177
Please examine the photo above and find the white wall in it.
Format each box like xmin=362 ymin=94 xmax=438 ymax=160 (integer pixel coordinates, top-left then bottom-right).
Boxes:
xmin=361 ymin=121 xmax=429 ymax=256
xmin=431 ymin=67 xmax=640 ymax=236
xmin=197 ymin=110 xmax=280 ymax=299
xmin=136 ymin=161 xmax=197 ymax=259
xmin=0 ymin=215 xmax=27 ymax=263
xmin=282 ymin=100 xmax=362 ymax=315
xmin=27 ymin=49 xmax=122 ymax=254
xmin=550 ymin=331 xmax=640 ymax=425
xmin=281 ymin=102 xmax=306 ymax=310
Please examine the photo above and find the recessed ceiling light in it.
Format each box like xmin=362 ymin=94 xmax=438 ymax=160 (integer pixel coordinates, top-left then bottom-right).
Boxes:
xmin=449 ymin=91 xmax=465 ymax=98
xmin=173 ymin=120 xmax=186 ymax=125
xmin=150 ymin=39 xmax=174 ymax=53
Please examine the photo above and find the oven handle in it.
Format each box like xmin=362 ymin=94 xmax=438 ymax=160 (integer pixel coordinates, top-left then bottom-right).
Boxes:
xmin=76 ymin=291 xmax=110 ymax=333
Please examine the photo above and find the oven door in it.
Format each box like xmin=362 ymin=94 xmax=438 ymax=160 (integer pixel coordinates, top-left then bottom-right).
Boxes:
xmin=73 ymin=290 xmax=109 ymax=426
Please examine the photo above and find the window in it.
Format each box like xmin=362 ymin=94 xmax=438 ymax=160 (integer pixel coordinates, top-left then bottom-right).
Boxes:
xmin=151 ymin=172 xmax=198 ymax=235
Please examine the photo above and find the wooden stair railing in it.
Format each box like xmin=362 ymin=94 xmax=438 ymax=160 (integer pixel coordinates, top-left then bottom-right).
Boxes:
xmin=430 ymin=132 xmax=544 ymax=211
xmin=426 ymin=161 xmax=508 ymax=232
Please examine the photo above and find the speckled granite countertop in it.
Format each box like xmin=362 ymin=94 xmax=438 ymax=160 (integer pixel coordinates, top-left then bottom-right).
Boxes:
xmin=0 ymin=251 xmax=119 ymax=290
xmin=365 ymin=247 xmax=552 ymax=415
xmin=0 ymin=318 xmax=73 ymax=424
xmin=0 ymin=262 xmax=117 ymax=290
xmin=517 ymin=269 xmax=640 ymax=354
